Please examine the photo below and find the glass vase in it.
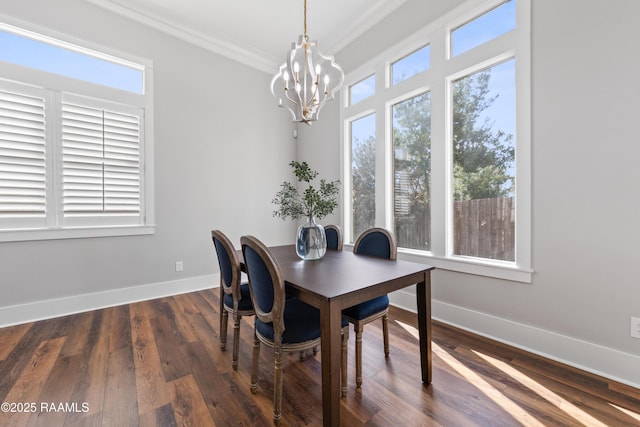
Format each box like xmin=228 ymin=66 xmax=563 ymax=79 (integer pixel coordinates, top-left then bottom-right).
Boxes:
xmin=296 ymin=216 xmax=327 ymax=260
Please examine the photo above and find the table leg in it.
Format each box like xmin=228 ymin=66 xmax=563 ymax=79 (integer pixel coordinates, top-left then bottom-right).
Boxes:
xmin=320 ymin=300 xmax=342 ymax=426
xmin=416 ymin=271 xmax=432 ymax=384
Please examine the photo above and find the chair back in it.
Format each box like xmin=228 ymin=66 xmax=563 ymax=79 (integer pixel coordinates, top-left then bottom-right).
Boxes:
xmin=324 ymin=224 xmax=343 ymax=251
xmin=353 ymin=227 xmax=397 ymax=260
xmin=241 ymin=236 xmax=285 ymax=335
xmin=211 ymin=230 xmax=242 ymax=299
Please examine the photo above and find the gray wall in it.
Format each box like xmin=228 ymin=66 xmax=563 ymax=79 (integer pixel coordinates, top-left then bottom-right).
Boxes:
xmin=299 ymin=0 xmax=640 ymax=387
xmin=0 ymin=0 xmax=295 ymax=309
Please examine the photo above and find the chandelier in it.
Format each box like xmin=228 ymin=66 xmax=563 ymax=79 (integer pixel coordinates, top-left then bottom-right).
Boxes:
xmin=270 ymin=0 xmax=344 ymax=124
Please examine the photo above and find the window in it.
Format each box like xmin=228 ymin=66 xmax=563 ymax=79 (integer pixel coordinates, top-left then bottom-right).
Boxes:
xmin=0 ymin=27 xmax=144 ymax=93
xmin=350 ymin=113 xmax=376 ymax=237
xmin=451 ymin=0 xmax=516 ymax=57
xmin=452 ymin=60 xmax=515 ymax=261
xmin=349 ymin=75 xmax=375 ymax=105
xmin=393 ymin=92 xmax=431 ymax=251
xmin=341 ymin=0 xmax=531 ymax=282
xmin=391 ymin=45 xmax=430 ymax=85
xmin=0 ymin=22 xmax=153 ymax=241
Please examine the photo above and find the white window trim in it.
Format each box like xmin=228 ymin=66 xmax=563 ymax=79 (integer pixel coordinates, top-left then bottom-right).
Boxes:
xmin=340 ymin=0 xmax=531 ymax=283
xmin=0 ymin=16 xmax=155 ymax=242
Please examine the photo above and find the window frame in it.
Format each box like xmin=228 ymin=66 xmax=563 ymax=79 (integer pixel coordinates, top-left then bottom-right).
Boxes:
xmin=340 ymin=0 xmax=531 ymax=282
xmin=0 ymin=18 xmax=154 ymax=242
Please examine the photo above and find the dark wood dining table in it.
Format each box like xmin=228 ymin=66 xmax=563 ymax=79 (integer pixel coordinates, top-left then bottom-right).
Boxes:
xmin=240 ymin=244 xmax=435 ymax=426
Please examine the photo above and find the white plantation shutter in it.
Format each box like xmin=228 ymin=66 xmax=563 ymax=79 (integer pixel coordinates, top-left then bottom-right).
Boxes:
xmin=62 ymin=99 xmax=142 ymax=224
xmin=104 ymin=110 xmax=141 ymax=214
xmin=0 ymin=87 xmax=47 ymax=227
xmin=0 ymin=24 xmax=153 ymax=241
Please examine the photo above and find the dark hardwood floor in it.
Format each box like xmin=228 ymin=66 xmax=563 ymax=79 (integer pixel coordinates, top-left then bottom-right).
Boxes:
xmin=0 ymin=288 xmax=639 ymax=426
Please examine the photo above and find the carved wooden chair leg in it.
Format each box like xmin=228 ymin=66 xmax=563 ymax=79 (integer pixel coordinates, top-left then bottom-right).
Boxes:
xmin=220 ymin=307 xmax=228 ymax=351
xmin=251 ymin=328 xmax=260 ymax=394
xmin=382 ymin=313 xmax=390 ymax=357
xmin=273 ymin=346 xmax=284 ymax=425
xmin=232 ymin=313 xmax=241 ymax=370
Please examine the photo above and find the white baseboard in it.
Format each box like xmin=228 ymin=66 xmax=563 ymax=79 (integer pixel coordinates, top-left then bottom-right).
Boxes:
xmin=0 ymin=274 xmax=219 ymax=328
xmin=389 ymin=289 xmax=640 ymax=390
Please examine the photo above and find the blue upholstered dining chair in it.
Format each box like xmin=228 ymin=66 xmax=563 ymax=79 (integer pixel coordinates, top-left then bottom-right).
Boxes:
xmin=211 ymin=230 xmax=255 ymax=370
xmin=324 ymin=224 xmax=343 ymax=251
xmin=343 ymin=227 xmax=397 ymax=388
xmin=241 ymin=235 xmax=349 ymax=425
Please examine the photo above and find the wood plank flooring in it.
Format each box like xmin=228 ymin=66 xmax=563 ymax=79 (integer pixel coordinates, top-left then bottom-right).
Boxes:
xmin=0 ymin=289 xmax=639 ymax=426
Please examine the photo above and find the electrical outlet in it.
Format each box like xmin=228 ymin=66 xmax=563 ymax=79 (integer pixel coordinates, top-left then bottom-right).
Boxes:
xmin=175 ymin=261 xmax=184 ymax=272
xmin=631 ymin=317 xmax=640 ymax=339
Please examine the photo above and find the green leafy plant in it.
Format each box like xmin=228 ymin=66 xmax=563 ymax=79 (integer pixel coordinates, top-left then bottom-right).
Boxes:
xmin=272 ymin=161 xmax=340 ymax=221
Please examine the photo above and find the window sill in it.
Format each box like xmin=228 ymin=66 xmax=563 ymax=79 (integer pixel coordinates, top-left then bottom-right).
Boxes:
xmin=344 ymin=244 xmax=533 ymax=283
xmin=0 ymin=225 xmax=156 ymax=242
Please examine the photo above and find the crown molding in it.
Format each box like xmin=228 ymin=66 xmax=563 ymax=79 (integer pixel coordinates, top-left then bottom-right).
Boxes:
xmin=87 ymin=0 xmax=279 ymax=74
xmin=87 ymin=0 xmax=409 ymax=75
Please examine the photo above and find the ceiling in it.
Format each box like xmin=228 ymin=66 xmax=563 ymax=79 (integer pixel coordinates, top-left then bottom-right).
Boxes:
xmin=87 ymin=0 xmax=409 ymax=73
